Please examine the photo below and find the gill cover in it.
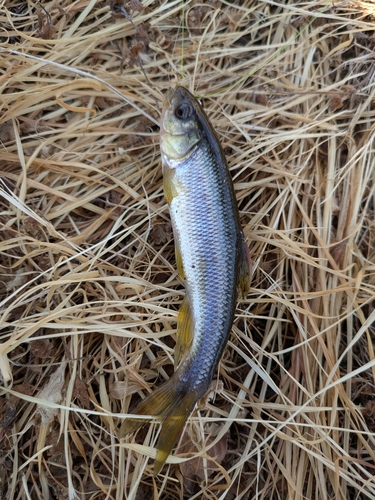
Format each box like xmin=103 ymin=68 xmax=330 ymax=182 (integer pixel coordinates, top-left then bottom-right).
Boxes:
xmin=160 ymin=87 xmax=202 ymax=160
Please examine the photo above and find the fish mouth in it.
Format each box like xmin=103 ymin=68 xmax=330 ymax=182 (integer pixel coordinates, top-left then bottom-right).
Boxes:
xmin=164 ymin=87 xmax=175 ymax=105
xmin=163 ymin=86 xmax=180 ymax=110
xmin=164 ymin=86 xmax=190 ymax=107
xmin=161 ymin=87 xmax=182 ymax=136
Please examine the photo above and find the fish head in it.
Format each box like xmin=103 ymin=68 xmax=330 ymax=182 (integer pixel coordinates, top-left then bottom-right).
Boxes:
xmin=160 ymin=86 xmax=202 ymax=161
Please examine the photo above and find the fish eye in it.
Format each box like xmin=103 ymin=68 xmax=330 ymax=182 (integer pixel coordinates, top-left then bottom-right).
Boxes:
xmin=174 ymin=103 xmax=193 ymax=120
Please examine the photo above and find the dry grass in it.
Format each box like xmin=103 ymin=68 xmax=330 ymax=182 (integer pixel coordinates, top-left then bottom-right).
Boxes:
xmin=1 ymin=0 xmax=375 ymax=498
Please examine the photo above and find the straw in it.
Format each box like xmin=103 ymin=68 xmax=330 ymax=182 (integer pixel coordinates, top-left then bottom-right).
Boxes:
xmin=1 ymin=0 xmax=375 ymax=498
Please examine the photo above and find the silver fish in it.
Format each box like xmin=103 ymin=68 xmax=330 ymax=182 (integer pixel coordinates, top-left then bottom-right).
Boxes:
xmin=120 ymin=86 xmax=250 ymax=474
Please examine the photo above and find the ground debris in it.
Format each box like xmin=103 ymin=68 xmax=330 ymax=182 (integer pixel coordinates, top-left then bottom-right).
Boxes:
xmin=2 ymin=0 xmax=375 ymax=498
xmin=177 ymin=421 xmax=228 ymax=492
xmin=36 ymin=363 xmax=66 ymax=425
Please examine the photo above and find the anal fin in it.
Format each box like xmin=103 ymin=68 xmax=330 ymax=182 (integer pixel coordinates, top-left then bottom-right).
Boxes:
xmin=175 ymin=295 xmax=193 ymax=368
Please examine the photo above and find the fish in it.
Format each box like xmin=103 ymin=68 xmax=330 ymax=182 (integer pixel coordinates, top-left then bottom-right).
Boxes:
xmin=120 ymin=86 xmax=250 ymax=475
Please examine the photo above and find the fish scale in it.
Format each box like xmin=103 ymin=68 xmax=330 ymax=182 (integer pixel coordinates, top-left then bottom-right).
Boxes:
xmin=120 ymin=86 xmax=250 ymax=474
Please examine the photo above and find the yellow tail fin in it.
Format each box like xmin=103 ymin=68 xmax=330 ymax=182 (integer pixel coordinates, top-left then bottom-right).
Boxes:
xmin=119 ymin=373 xmax=198 ymax=475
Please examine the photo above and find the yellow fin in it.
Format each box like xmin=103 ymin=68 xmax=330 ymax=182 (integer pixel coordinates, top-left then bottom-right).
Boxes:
xmin=238 ymin=238 xmax=251 ymax=297
xmin=154 ymin=390 xmax=196 ymax=475
xmin=119 ymin=415 xmax=149 ymax=436
xmin=163 ymin=166 xmax=178 ymax=205
xmin=119 ymin=377 xmax=177 ymax=438
xmin=119 ymin=371 xmax=198 ymax=475
xmin=174 ymin=296 xmax=193 ymax=368
xmin=175 ymin=243 xmax=185 ymax=280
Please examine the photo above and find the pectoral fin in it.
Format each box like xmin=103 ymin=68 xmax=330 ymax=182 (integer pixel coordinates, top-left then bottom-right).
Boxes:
xmin=163 ymin=166 xmax=177 ymax=205
xmin=174 ymin=296 xmax=193 ymax=368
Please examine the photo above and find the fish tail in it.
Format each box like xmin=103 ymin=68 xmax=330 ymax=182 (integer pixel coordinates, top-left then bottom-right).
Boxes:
xmin=119 ymin=372 xmax=198 ymax=475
